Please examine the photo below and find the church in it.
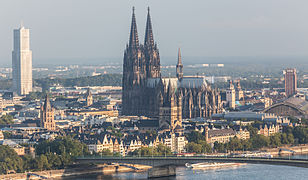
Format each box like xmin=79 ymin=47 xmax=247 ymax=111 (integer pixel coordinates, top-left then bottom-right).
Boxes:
xmin=122 ymin=7 xmax=223 ymax=131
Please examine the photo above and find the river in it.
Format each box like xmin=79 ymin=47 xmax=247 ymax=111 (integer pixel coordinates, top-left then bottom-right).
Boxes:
xmin=64 ymin=155 xmax=308 ymax=180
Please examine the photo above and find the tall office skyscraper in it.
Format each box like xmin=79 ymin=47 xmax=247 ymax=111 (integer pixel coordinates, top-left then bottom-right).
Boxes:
xmin=284 ymin=68 xmax=297 ymax=97
xmin=12 ymin=25 xmax=32 ymax=95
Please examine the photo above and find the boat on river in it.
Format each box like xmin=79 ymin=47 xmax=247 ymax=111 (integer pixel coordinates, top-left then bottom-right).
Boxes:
xmin=185 ymin=162 xmax=245 ymax=169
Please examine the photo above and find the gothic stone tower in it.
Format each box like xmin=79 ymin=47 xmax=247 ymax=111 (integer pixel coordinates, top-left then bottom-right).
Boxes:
xmin=122 ymin=7 xmax=145 ymax=116
xmin=40 ymin=95 xmax=56 ymax=131
xmin=144 ymin=7 xmax=161 ymax=79
xmin=158 ymin=80 xmax=182 ymax=131
xmin=85 ymin=88 xmax=93 ymax=106
xmin=122 ymin=7 xmax=160 ymax=116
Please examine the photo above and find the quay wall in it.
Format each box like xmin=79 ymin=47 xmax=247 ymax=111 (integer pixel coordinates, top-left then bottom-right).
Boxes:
xmin=0 ymin=164 xmax=151 ymax=180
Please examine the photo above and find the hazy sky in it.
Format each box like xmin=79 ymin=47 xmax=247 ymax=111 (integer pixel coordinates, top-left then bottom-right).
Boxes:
xmin=0 ymin=0 xmax=308 ymax=64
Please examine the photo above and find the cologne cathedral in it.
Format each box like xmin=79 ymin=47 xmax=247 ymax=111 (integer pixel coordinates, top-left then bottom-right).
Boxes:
xmin=122 ymin=8 xmax=223 ymax=131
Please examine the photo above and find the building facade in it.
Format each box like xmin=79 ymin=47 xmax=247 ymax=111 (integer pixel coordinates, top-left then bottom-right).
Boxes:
xmin=284 ymin=68 xmax=297 ymax=97
xmin=203 ymin=126 xmax=250 ymax=145
xmin=122 ymin=8 xmax=223 ymax=131
xmin=12 ymin=25 xmax=32 ymax=95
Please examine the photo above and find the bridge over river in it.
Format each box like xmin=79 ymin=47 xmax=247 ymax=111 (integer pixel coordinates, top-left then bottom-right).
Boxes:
xmin=76 ymin=156 xmax=308 ymax=178
xmin=77 ymin=156 xmax=308 ymax=168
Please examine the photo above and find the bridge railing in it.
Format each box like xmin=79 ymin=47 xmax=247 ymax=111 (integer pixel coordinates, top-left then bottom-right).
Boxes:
xmin=76 ymin=155 xmax=308 ymax=162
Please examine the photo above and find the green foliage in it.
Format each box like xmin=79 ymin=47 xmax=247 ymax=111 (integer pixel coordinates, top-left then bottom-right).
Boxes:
xmin=0 ymin=115 xmax=14 ymax=125
xmin=3 ymin=131 xmax=12 ymax=139
xmin=287 ymin=133 xmax=295 ymax=144
xmin=270 ymin=134 xmax=281 ymax=148
xmin=251 ymin=135 xmax=270 ymax=149
xmin=22 ymin=92 xmax=46 ymax=101
xmin=35 ymin=136 xmax=89 ymax=169
xmin=213 ymin=142 xmax=225 ymax=153
xmin=185 ymin=140 xmax=212 ymax=154
xmin=36 ymin=155 xmax=51 ymax=171
xmin=106 ymin=127 xmax=123 ymax=138
xmin=247 ymin=125 xmax=258 ymax=137
xmin=0 ymin=145 xmax=24 ymax=174
xmin=186 ymin=131 xmax=204 ymax=143
xmin=45 ymin=153 xmax=62 ymax=169
xmin=227 ymin=137 xmax=243 ymax=151
xmin=292 ymin=126 xmax=308 ymax=144
xmin=185 ymin=142 xmax=202 ymax=153
xmin=36 ymin=136 xmax=89 ymax=157
xmin=129 ymin=144 xmax=172 ymax=156
xmin=100 ymin=149 xmax=113 ymax=156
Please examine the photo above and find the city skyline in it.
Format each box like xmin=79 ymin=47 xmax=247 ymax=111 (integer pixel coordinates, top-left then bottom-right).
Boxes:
xmin=0 ymin=0 xmax=308 ymax=65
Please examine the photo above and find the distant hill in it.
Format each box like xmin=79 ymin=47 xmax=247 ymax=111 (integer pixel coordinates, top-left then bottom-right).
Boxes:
xmin=35 ymin=74 xmax=122 ymax=91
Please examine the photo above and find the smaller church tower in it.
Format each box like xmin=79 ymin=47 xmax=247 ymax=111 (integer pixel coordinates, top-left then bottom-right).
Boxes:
xmin=226 ymin=80 xmax=236 ymax=109
xmin=176 ymin=48 xmax=183 ymax=80
xmin=40 ymin=95 xmax=56 ymax=131
xmin=85 ymin=88 xmax=93 ymax=106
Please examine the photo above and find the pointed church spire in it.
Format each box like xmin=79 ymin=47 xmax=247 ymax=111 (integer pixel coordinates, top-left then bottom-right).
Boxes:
xmin=144 ymin=7 xmax=154 ymax=48
xmin=176 ymin=48 xmax=184 ymax=80
xmin=178 ymin=48 xmax=182 ymax=65
xmin=43 ymin=94 xmax=51 ymax=110
xmin=129 ymin=7 xmax=139 ymax=49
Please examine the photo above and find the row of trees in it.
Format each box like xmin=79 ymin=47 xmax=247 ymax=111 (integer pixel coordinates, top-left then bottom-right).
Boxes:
xmin=184 ymin=126 xmax=301 ymax=154
xmin=128 ymin=144 xmax=172 ymax=156
xmin=0 ymin=136 xmax=89 ymax=174
xmin=213 ymin=133 xmax=295 ymax=153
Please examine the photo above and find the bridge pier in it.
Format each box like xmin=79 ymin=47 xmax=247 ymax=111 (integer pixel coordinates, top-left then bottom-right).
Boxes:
xmin=147 ymin=165 xmax=176 ymax=179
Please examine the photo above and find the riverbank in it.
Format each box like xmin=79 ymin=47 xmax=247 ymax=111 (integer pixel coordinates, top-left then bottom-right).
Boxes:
xmin=0 ymin=164 xmax=152 ymax=180
xmin=262 ymin=144 xmax=308 ymax=156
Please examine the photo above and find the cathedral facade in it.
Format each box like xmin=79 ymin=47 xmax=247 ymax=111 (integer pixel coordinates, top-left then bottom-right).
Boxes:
xmin=122 ymin=8 xmax=223 ymax=131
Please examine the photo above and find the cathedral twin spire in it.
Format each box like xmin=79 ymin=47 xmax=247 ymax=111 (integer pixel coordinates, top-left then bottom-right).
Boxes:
xmin=129 ymin=7 xmax=139 ymax=49
xmin=129 ymin=7 xmax=155 ymax=49
xmin=144 ymin=7 xmax=155 ymax=48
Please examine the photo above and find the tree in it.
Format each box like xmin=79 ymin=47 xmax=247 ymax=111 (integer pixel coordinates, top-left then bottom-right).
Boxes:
xmin=213 ymin=142 xmax=225 ymax=153
xmin=35 ymin=136 xmax=89 ymax=168
xmin=3 ymin=131 xmax=12 ymax=139
xmin=270 ymin=134 xmax=281 ymax=147
xmin=186 ymin=131 xmax=204 ymax=143
xmin=185 ymin=142 xmax=202 ymax=153
xmin=281 ymin=133 xmax=289 ymax=144
xmin=129 ymin=144 xmax=172 ymax=156
xmin=36 ymin=155 xmax=51 ymax=171
xmin=0 ymin=115 xmax=14 ymax=125
xmin=100 ymin=149 xmax=113 ymax=156
xmin=22 ymin=155 xmax=36 ymax=171
xmin=46 ymin=153 xmax=62 ymax=169
xmin=198 ymin=140 xmax=212 ymax=153
xmin=155 ymin=144 xmax=172 ymax=156
xmin=228 ymin=137 xmax=242 ymax=151
xmin=292 ymin=127 xmax=308 ymax=144
xmin=287 ymin=133 xmax=295 ymax=144
xmin=251 ymin=135 xmax=270 ymax=149
xmin=0 ymin=145 xmax=24 ymax=174
xmin=241 ymin=139 xmax=252 ymax=151
xmin=247 ymin=125 xmax=258 ymax=137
